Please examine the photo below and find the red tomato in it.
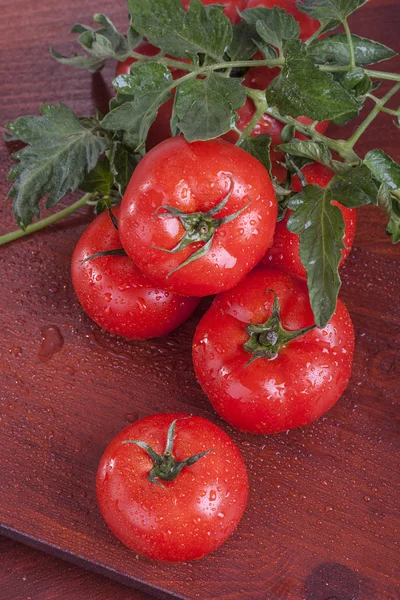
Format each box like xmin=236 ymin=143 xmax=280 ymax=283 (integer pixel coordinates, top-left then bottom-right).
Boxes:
xmin=119 ymin=137 xmax=278 ymax=297
xmin=262 ymin=164 xmax=357 ymax=278
xmin=181 ymin=0 xmax=247 ymax=23
xmin=97 ymin=413 xmax=249 ymax=561
xmin=193 ymin=268 xmax=354 ymax=434
xmin=245 ymin=0 xmax=320 ymax=41
xmin=71 ymin=208 xmax=199 ymax=339
xmin=116 ymin=41 xmax=188 ymax=150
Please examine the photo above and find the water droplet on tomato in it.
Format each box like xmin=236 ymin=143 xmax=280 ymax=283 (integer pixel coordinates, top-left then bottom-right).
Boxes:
xmin=104 ymin=293 xmax=112 ymax=303
xmin=209 ymin=490 xmax=217 ymax=501
xmin=136 ymin=298 xmax=147 ymax=311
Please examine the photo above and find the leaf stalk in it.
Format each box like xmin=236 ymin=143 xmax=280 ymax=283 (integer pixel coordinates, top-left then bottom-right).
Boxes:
xmin=0 ymin=194 xmax=92 ymax=247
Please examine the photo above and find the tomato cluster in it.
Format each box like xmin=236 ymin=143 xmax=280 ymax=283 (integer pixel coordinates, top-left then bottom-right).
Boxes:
xmin=70 ymin=0 xmax=357 ymax=563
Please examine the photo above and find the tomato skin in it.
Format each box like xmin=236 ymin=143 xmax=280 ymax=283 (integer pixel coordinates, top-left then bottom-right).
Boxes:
xmin=245 ymin=0 xmax=320 ymax=41
xmin=193 ymin=268 xmax=354 ymax=434
xmin=262 ymin=164 xmax=357 ymax=278
xmin=71 ymin=208 xmax=199 ymax=340
xmin=96 ymin=413 xmax=249 ymax=561
xmin=119 ymin=137 xmax=278 ymax=297
xmin=116 ymin=41 xmax=188 ymax=150
xmin=181 ymin=0 xmax=247 ymax=23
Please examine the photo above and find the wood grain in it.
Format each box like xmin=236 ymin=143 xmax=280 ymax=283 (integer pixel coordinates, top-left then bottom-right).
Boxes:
xmin=0 ymin=536 xmax=155 ymax=600
xmin=0 ymin=1 xmax=399 ymax=599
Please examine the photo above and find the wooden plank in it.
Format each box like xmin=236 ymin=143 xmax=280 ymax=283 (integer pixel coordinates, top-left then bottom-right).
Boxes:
xmin=0 ymin=536 xmax=155 ymax=600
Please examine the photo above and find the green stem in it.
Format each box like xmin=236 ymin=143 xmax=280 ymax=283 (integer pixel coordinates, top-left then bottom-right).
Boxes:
xmin=318 ymin=65 xmax=400 ymax=82
xmin=129 ymin=46 xmax=400 ymax=84
xmin=0 ymin=194 xmax=92 ymax=247
xmin=245 ymin=88 xmax=358 ymax=162
xmin=130 ymin=56 xmax=285 ymax=75
xmin=343 ymin=19 xmax=356 ymax=69
xmin=364 ymin=69 xmax=400 ymax=82
xmin=236 ymin=96 xmax=266 ymax=145
xmin=346 ymin=83 xmax=400 ymax=149
xmin=367 ymin=94 xmax=400 ymax=116
xmin=305 ymin=23 xmax=327 ymax=46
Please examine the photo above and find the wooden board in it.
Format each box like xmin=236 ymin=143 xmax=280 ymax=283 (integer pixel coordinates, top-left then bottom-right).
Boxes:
xmin=0 ymin=1 xmax=399 ymax=599
xmin=0 ymin=537 xmax=155 ymax=600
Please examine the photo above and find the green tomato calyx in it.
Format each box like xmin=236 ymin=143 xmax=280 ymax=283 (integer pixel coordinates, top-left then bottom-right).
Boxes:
xmin=152 ymin=177 xmax=251 ymax=278
xmin=244 ymin=289 xmax=316 ymax=365
xmin=122 ymin=418 xmax=213 ymax=487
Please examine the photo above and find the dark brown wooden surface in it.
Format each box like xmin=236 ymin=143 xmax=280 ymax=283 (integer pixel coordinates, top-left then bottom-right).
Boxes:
xmin=0 ymin=536 xmax=155 ymax=600
xmin=0 ymin=1 xmax=399 ymax=599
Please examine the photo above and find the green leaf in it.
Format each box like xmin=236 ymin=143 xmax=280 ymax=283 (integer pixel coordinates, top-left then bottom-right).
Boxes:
xmin=364 ymin=149 xmax=400 ymax=192
xmin=239 ymin=134 xmax=271 ymax=173
xmin=50 ymin=47 xmax=106 ymax=72
xmin=378 ymin=182 xmax=400 ymax=243
xmin=241 ymin=6 xmax=299 ymax=54
xmin=51 ymin=14 xmax=137 ymax=71
xmin=87 ymin=14 xmax=131 ymax=59
xmin=278 ymin=139 xmax=332 ymax=166
xmin=329 ymin=164 xmax=378 ymax=208
xmin=335 ymin=68 xmax=371 ymax=98
xmin=267 ymin=40 xmax=360 ymax=125
xmin=385 ymin=198 xmax=400 ymax=243
xmin=127 ymin=0 xmax=232 ymax=62
xmin=110 ymin=143 xmax=138 ymax=194
xmin=6 ymin=103 xmax=109 ymax=227
xmin=174 ymin=73 xmax=246 ymax=141
xmin=280 ymin=123 xmax=295 ymax=143
xmin=79 ymin=157 xmax=114 ymax=195
xmin=287 ymin=184 xmax=345 ymax=327
xmin=227 ymin=21 xmax=258 ymax=61
xmin=253 ymin=39 xmax=278 ymax=60
xmin=308 ymin=34 xmax=397 ymax=67
xmin=102 ymin=62 xmax=173 ymax=152
xmin=298 ymin=0 xmax=368 ymax=22
xmin=257 ymin=9 xmax=299 ymax=53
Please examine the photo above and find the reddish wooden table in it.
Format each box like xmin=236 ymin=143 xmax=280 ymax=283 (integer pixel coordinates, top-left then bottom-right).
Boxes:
xmin=0 ymin=1 xmax=399 ymax=599
xmin=0 ymin=537 xmax=154 ymax=600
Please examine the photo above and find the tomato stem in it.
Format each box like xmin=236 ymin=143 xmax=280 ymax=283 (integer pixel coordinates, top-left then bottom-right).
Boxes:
xmin=244 ymin=290 xmax=315 ymax=365
xmin=0 ymin=194 xmax=93 ymax=247
xmin=343 ymin=19 xmax=356 ymax=70
xmin=345 ymin=82 xmax=400 ymax=149
xmin=122 ymin=418 xmax=213 ymax=487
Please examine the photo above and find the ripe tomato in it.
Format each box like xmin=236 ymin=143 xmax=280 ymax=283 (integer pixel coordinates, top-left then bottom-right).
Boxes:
xmin=262 ymin=164 xmax=357 ymax=278
xmin=180 ymin=0 xmax=247 ymax=23
xmin=193 ymin=268 xmax=354 ymax=434
xmin=116 ymin=41 xmax=188 ymax=150
xmin=97 ymin=413 xmax=249 ymax=561
xmin=119 ymin=137 xmax=278 ymax=297
xmin=245 ymin=0 xmax=321 ymax=41
xmin=71 ymin=208 xmax=199 ymax=339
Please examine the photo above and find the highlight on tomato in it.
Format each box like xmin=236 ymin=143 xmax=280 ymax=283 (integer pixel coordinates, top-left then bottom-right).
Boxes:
xmin=97 ymin=413 xmax=249 ymax=561
xmin=262 ymin=163 xmax=357 ymax=278
xmin=193 ymin=268 xmax=355 ymax=434
xmin=71 ymin=208 xmax=200 ymax=340
xmin=119 ymin=137 xmax=278 ymax=297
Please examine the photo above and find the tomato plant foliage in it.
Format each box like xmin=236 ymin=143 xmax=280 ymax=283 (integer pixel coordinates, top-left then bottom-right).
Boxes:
xmin=3 ymin=0 xmax=400 ymax=327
